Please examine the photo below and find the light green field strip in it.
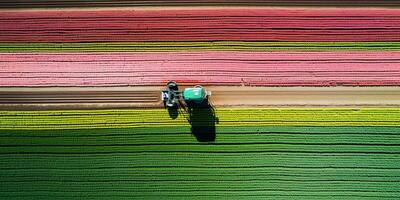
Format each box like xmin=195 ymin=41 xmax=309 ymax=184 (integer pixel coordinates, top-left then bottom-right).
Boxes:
xmin=1 ymin=108 xmax=400 ymax=130
xmin=1 ymin=42 xmax=400 ymax=52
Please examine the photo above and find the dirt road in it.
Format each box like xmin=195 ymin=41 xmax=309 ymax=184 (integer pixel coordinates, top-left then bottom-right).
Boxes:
xmin=1 ymin=86 xmax=400 ymax=110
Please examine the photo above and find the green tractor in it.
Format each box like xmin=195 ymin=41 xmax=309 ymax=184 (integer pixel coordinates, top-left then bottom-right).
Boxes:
xmin=161 ymin=81 xmax=211 ymax=108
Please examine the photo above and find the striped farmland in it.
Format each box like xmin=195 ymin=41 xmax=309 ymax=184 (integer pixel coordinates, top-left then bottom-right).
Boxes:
xmin=2 ymin=1 xmax=400 ymax=199
xmin=1 ymin=8 xmax=400 ymax=42
xmin=1 ymin=108 xmax=400 ymax=199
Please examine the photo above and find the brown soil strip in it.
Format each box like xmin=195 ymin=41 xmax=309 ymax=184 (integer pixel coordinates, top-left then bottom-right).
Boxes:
xmin=1 ymin=86 xmax=400 ymax=110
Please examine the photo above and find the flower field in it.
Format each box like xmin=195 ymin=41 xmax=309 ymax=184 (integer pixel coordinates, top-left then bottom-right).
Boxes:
xmin=1 ymin=2 xmax=400 ymax=199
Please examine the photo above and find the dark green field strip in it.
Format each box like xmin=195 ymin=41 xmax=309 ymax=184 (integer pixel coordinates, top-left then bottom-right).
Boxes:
xmin=1 ymin=180 xmax=400 ymax=191
xmin=2 ymin=126 xmax=400 ymax=154
xmin=1 ymin=42 xmax=400 ymax=52
xmin=3 ymin=167 xmax=400 ymax=182
xmin=3 ymin=180 xmax=399 ymax=193
xmin=1 ymin=126 xmax=400 ymax=144
xmin=2 ymin=153 xmax=400 ymax=169
xmin=2 ymin=143 xmax=400 ymax=154
xmin=1 ymin=126 xmax=399 ymax=137
xmin=2 ymin=167 xmax=400 ymax=179
xmin=1 ymin=192 xmax=399 ymax=200
xmin=3 ymin=133 xmax=400 ymax=146
xmin=2 ymin=152 xmax=399 ymax=197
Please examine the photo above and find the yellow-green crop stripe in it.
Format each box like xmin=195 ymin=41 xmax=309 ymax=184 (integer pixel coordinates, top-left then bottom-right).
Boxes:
xmin=1 ymin=108 xmax=400 ymax=130
xmin=1 ymin=42 xmax=400 ymax=52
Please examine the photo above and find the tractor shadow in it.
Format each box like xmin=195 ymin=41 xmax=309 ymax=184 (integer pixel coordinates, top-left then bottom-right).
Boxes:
xmin=167 ymin=99 xmax=218 ymax=142
xmin=186 ymin=99 xmax=218 ymax=142
xmin=167 ymin=105 xmax=179 ymax=119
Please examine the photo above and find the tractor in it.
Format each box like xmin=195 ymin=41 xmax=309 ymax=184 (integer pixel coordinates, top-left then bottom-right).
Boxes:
xmin=162 ymin=81 xmax=217 ymax=142
xmin=161 ymin=81 xmax=211 ymax=108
